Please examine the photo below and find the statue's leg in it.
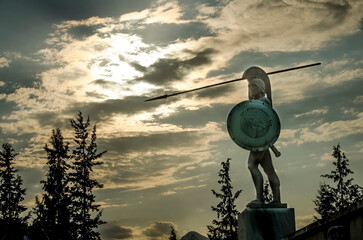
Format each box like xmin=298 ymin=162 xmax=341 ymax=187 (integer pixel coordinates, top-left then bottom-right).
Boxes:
xmin=260 ymin=150 xmax=281 ymax=203
xmin=248 ymin=151 xmax=264 ymax=201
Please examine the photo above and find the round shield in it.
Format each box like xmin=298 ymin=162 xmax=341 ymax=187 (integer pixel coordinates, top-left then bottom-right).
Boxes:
xmin=227 ymin=100 xmax=280 ymax=151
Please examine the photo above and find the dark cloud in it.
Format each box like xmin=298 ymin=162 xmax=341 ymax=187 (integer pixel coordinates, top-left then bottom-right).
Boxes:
xmin=99 ymin=131 xmax=201 ymax=155
xmin=86 ymin=91 xmax=108 ymax=99
xmin=276 ymin=78 xmax=363 ymax=129
xmin=0 ymin=57 xmax=49 ymax=94
xmin=154 ymin=103 xmax=232 ymax=127
xmin=67 ymin=24 xmax=101 ymax=40
xmin=312 ymin=1 xmax=351 ymax=31
xmin=0 ymin=0 xmax=152 ymax=53
xmin=91 ymin=79 xmax=122 ymax=89
xmin=206 ymin=50 xmax=322 ymax=79
xmin=64 ymin=95 xmax=176 ymax=122
xmin=194 ymin=83 xmax=236 ymax=99
xmin=100 ymin=154 xmax=193 ymax=186
xmin=133 ymin=48 xmax=217 ymax=86
xmin=30 ymin=111 xmax=69 ymax=129
xmin=99 ymin=222 xmax=133 ymax=240
xmin=142 ymin=222 xmax=174 ymax=240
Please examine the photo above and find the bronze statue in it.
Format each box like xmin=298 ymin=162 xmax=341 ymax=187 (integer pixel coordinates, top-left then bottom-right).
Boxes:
xmin=244 ymin=68 xmax=280 ymax=207
xmin=145 ymin=63 xmax=321 ymax=208
xmin=227 ymin=67 xmax=282 ymax=208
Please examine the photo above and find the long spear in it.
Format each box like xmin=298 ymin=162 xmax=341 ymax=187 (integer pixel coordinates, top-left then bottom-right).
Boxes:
xmin=145 ymin=62 xmax=321 ymax=102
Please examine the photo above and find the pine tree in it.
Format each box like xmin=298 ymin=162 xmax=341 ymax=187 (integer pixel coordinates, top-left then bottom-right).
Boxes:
xmin=69 ymin=112 xmax=106 ymax=240
xmin=262 ymin=181 xmax=273 ymax=204
xmin=207 ymin=158 xmax=242 ymax=240
xmin=30 ymin=129 xmax=74 ymax=240
xmin=0 ymin=143 xmax=27 ymax=240
xmin=314 ymin=144 xmax=363 ymax=221
xmin=169 ymin=226 xmax=177 ymax=240
xmin=313 ymin=183 xmax=336 ymax=220
xmin=28 ymin=196 xmax=47 ymax=240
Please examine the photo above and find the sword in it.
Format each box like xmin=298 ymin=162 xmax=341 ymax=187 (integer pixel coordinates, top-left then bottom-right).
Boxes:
xmin=144 ymin=62 xmax=321 ymax=102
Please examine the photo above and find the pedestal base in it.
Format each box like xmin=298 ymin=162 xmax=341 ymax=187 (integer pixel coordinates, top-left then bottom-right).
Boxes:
xmin=238 ymin=208 xmax=295 ymax=240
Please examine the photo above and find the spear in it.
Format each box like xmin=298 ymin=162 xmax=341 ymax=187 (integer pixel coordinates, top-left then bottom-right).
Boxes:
xmin=145 ymin=62 xmax=321 ymax=102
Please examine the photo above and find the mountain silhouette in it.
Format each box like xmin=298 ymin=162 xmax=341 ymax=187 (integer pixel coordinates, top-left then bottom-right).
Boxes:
xmin=181 ymin=231 xmax=208 ymax=240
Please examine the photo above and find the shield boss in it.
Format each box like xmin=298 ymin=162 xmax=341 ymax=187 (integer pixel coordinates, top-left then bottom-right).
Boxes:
xmin=227 ymin=100 xmax=280 ymax=151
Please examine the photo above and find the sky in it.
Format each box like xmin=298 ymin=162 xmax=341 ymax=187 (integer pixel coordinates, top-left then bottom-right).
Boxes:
xmin=0 ymin=0 xmax=363 ymax=239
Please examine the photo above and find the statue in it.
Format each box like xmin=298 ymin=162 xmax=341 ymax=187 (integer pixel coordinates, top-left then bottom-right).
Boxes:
xmin=245 ymin=71 xmax=280 ymax=207
xmin=144 ymin=63 xmax=321 ymax=208
xmin=227 ymin=67 xmax=282 ymax=208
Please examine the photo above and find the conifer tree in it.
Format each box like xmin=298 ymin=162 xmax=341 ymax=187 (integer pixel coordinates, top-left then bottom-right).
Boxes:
xmin=207 ymin=158 xmax=242 ymax=240
xmin=28 ymin=196 xmax=47 ymax=240
xmin=0 ymin=143 xmax=27 ymax=240
xmin=30 ymin=129 xmax=73 ymax=240
xmin=314 ymin=144 xmax=363 ymax=221
xmin=69 ymin=112 xmax=106 ymax=240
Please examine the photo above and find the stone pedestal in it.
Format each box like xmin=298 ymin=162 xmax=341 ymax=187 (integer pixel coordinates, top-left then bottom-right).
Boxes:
xmin=238 ymin=207 xmax=295 ymax=240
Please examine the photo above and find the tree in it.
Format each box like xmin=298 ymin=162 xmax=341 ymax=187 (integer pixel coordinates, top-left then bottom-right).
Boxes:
xmin=30 ymin=129 xmax=74 ymax=240
xmin=28 ymin=196 xmax=48 ymax=240
xmin=207 ymin=158 xmax=242 ymax=240
xmin=169 ymin=226 xmax=177 ymax=240
xmin=314 ymin=144 xmax=363 ymax=221
xmin=69 ymin=112 xmax=106 ymax=239
xmin=0 ymin=143 xmax=27 ymax=240
xmin=313 ymin=183 xmax=336 ymax=220
xmin=262 ymin=180 xmax=273 ymax=204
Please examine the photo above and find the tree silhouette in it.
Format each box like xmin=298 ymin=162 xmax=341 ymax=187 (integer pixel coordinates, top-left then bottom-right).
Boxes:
xmin=30 ymin=129 xmax=74 ymax=240
xmin=207 ymin=158 xmax=242 ymax=240
xmin=0 ymin=143 xmax=27 ymax=240
xmin=314 ymin=144 xmax=363 ymax=221
xmin=169 ymin=226 xmax=177 ymax=240
xmin=69 ymin=112 xmax=106 ymax=239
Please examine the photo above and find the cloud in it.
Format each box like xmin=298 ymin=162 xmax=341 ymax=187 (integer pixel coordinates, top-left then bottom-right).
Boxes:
xmin=65 ymin=96 xmax=177 ymax=122
xmin=100 ymin=222 xmax=134 ymax=240
xmin=353 ymin=95 xmax=363 ymax=104
xmin=96 ymin=122 xmax=224 ymax=190
xmin=99 ymin=130 xmax=201 ymax=154
xmin=320 ymin=152 xmax=333 ymax=162
xmin=134 ymin=48 xmax=217 ymax=86
xmin=280 ymin=113 xmax=363 ymax=145
xmin=155 ymin=103 xmax=232 ymax=127
xmin=0 ymin=57 xmax=11 ymax=68
xmin=160 ymin=184 xmax=206 ymax=196
xmin=202 ymin=0 xmax=362 ymax=52
xmin=120 ymin=1 xmax=188 ymax=25
xmin=100 ymin=221 xmax=178 ymax=240
xmin=142 ymin=221 xmax=176 ymax=240
xmin=194 ymin=84 xmax=235 ymax=100
xmin=294 ymin=107 xmax=329 ymax=118
xmin=91 ymin=79 xmax=122 ymax=89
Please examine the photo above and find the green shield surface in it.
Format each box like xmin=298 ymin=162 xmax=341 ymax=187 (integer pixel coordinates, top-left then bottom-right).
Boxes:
xmin=227 ymin=100 xmax=280 ymax=151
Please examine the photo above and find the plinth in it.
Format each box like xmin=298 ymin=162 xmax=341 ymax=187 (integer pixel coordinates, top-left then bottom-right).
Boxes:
xmin=238 ymin=204 xmax=295 ymax=240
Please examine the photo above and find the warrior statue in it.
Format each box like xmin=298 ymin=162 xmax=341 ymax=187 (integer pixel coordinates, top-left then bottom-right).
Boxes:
xmin=227 ymin=66 xmax=282 ymax=208
xmin=145 ymin=63 xmax=321 ymax=209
